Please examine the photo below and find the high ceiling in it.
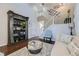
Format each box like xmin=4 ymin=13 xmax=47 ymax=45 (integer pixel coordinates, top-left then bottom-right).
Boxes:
xmin=29 ymin=3 xmax=75 ymax=16
xmin=29 ymin=3 xmax=76 ymax=24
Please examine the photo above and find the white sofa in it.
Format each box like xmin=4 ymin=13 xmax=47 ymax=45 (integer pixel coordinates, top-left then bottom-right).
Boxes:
xmin=51 ymin=35 xmax=79 ymax=56
xmin=51 ymin=41 xmax=70 ymax=56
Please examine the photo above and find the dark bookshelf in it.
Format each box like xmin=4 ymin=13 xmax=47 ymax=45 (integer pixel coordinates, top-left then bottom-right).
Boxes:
xmin=7 ymin=10 xmax=29 ymax=44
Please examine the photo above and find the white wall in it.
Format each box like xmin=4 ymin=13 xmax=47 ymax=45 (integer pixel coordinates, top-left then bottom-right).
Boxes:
xmin=74 ymin=4 xmax=79 ymax=35
xmin=43 ymin=24 xmax=70 ymax=41
xmin=0 ymin=3 xmax=41 ymax=46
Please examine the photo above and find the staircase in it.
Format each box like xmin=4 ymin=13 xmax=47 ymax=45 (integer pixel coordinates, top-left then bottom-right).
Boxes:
xmin=43 ymin=8 xmax=60 ymax=30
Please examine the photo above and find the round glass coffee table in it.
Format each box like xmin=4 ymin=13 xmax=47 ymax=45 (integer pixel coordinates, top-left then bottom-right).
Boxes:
xmin=28 ymin=37 xmax=43 ymax=54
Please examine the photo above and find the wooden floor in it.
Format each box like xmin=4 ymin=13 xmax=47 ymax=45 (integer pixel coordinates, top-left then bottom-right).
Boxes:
xmin=0 ymin=40 xmax=28 ymax=56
